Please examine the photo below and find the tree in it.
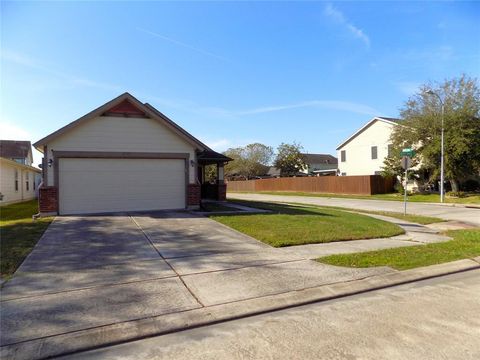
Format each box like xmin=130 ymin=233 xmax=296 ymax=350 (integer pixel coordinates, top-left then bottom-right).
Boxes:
xmin=223 ymin=143 xmax=274 ymax=179
xmin=274 ymin=142 xmax=306 ymax=177
xmin=384 ymin=75 xmax=480 ymax=191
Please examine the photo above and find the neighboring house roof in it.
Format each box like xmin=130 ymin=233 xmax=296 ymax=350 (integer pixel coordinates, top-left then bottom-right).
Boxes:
xmin=0 ymin=140 xmax=31 ymax=159
xmin=336 ymin=116 xmax=401 ymax=150
xmin=302 ymin=153 xmax=338 ymax=165
xmin=33 ymin=93 xmax=216 ymax=155
xmin=266 ymin=166 xmax=307 ymax=177
xmin=267 ymin=166 xmax=281 ymax=177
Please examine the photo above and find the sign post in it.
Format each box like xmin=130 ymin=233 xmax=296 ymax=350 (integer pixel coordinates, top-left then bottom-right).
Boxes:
xmin=400 ymin=148 xmax=415 ymax=216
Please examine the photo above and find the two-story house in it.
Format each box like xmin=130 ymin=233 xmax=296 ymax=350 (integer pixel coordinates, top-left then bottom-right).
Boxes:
xmin=0 ymin=140 xmax=41 ymax=204
xmin=336 ymin=117 xmax=400 ymax=176
xmin=301 ymin=153 xmax=338 ymax=176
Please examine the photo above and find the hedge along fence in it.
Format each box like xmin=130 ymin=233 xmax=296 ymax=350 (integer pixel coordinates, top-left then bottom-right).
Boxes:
xmin=227 ymin=175 xmax=395 ymax=195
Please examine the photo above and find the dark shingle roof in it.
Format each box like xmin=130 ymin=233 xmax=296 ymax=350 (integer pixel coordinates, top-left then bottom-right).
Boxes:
xmin=0 ymin=140 xmax=31 ymax=159
xmin=301 ymin=153 xmax=338 ymax=165
xmin=197 ymin=150 xmax=233 ymax=163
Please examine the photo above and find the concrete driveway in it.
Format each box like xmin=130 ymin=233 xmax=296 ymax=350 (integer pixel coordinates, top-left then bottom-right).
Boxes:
xmin=0 ymin=212 xmax=391 ymax=353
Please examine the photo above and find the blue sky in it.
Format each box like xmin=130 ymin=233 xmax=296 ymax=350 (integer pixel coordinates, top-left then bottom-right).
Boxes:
xmin=1 ymin=1 xmax=479 ymax=165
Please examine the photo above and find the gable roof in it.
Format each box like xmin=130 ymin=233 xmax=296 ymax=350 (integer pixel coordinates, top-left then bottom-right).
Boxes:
xmin=302 ymin=153 xmax=338 ymax=165
xmin=33 ymin=92 xmax=213 ymax=153
xmin=336 ymin=116 xmax=401 ymax=150
xmin=0 ymin=140 xmax=32 ymax=159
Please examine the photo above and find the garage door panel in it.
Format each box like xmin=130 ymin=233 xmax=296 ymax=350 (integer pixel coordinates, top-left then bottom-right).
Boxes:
xmin=59 ymin=158 xmax=186 ymax=215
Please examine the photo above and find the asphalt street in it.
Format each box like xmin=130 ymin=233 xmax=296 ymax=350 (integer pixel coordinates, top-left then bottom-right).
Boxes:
xmin=66 ymin=269 xmax=480 ymax=360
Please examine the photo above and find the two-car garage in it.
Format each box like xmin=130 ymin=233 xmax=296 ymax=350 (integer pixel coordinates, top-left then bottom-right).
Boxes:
xmin=58 ymin=158 xmax=186 ymax=215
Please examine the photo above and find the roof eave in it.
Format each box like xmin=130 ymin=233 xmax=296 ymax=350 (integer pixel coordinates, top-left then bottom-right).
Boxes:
xmin=336 ymin=117 xmax=399 ymax=150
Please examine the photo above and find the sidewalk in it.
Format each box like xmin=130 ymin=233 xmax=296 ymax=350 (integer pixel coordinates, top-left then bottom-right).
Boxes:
xmin=278 ymin=212 xmax=452 ymax=258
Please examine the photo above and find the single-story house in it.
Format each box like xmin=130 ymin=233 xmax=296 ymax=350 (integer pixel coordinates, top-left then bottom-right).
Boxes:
xmin=336 ymin=117 xmax=400 ymax=176
xmin=0 ymin=140 xmax=41 ymax=205
xmin=34 ymin=93 xmax=232 ymax=216
xmin=265 ymin=153 xmax=337 ymax=178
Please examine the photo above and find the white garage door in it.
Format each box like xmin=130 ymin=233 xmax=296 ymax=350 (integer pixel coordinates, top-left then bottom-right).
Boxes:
xmin=59 ymin=158 xmax=186 ymax=215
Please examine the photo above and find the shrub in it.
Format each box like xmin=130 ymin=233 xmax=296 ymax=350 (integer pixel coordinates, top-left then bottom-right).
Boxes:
xmin=446 ymin=191 xmax=466 ymax=198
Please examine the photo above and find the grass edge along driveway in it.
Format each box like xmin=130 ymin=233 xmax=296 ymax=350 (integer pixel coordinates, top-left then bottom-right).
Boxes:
xmin=0 ymin=200 xmax=53 ymax=279
xmin=228 ymin=191 xmax=480 ymax=205
xmin=211 ymin=202 xmax=404 ymax=247
xmin=317 ymin=229 xmax=480 ymax=270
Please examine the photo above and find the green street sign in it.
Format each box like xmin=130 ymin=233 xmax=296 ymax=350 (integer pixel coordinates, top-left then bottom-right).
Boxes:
xmin=401 ymin=148 xmax=415 ymax=157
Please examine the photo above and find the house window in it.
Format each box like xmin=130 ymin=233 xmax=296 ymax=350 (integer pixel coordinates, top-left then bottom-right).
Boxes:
xmin=26 ymin=173 xmax=30 ymax=191
xmin=371 ymin=146 xmax=378 ymax=160
xmin=341 ymin=150 xmax=346 ymax=162
xmin=13 ymin=158 xmax=26 ymax=165
xmin=387 ymin=144 xmax=393 ymax=157
xmin=14 ymin=170 xmax=19 ymax=191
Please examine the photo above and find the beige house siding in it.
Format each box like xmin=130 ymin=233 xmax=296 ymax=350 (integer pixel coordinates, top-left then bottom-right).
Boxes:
xmin=45 ymin=115 xmax=197 ymax=185
xmin=0 ymin=158 xmax=40 ymax=205
xmin=337 ymin=120 xmax=395 ymax=176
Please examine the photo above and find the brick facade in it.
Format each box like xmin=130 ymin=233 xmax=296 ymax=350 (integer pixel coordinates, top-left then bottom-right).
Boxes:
xmin=187 ymin=183 xmax=201 ymax=207
xmin=39 ymin=186 xmax=58 ymax=213
xmin=217 ymin=183 xmax=227 ymax=201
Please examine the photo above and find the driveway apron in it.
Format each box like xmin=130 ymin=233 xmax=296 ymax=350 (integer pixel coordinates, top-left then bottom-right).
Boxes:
xmin=1 ymin=211 xmax=392 ymax=349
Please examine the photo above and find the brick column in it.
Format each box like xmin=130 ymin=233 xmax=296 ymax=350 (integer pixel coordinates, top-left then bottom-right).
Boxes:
xmin=39 ymin=186 xmax=58 ymax=214
xmin=217 ymin=184 xmax=227 ymax=201
xmin=187 ymin=183 xmax=201 ymax=209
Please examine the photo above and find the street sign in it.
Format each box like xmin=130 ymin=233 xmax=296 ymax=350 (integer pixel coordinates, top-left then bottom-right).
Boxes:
xmin=401 ymin=156 xmax=411 ymax=170
xmin=401 ymin=148 xmax=416 ymax=157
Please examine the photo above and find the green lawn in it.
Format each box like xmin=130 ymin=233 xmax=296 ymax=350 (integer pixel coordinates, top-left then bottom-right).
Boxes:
xmin=229 ymin=191 xmax=480 ymax=205
xmin=211 ymin=202 xmax=404 ymax=247
xmin=317 ymin=229 xmax=480 ymax=270
xmin=0 ymin=200 xmax=53 ymax=278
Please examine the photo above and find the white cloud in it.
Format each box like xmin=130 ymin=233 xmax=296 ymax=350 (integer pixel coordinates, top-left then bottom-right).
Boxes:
xmin=0 ymin=121 xmax=32 ymax=140
xmin=395 ymin=81 xmax=421 ymax=96
xmin=235 ymin=100 xmax=382 ymax=117
xmin=2 ymin=49 xmax=122 ymax=91
xmin=206 ymin=139 xmax=231 ymax=150
xmin=137 ymin=28 xmax=229 ymax=61
xmin=191 ymin=99 xmax=382 ymax=119
xmin=203 ymin=138 xmax=261 ymax=152
xmin=324 ymin=4 xmax=370 ymax=48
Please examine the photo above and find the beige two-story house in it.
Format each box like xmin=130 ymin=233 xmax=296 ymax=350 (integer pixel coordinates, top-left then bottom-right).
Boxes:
xmin=336 ymin=117 xmax=400 ymax=176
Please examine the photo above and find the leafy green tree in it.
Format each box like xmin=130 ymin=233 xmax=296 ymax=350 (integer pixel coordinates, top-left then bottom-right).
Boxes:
xmin=223 ymin=143 xmax=274 ymax=179
xmin=274 ymin=142 xmax=306 ymax=177
xmin=384 ymin=75 xmax=480 ymax=191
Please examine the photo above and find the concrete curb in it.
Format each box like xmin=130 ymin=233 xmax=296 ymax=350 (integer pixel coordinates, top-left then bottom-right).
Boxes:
xmin=2 ymin=259 xmax=479 ymax=360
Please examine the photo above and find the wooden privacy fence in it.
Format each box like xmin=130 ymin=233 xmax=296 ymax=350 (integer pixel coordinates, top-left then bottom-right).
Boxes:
xmin=227 ymin=175 xmax=394 ymax=195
